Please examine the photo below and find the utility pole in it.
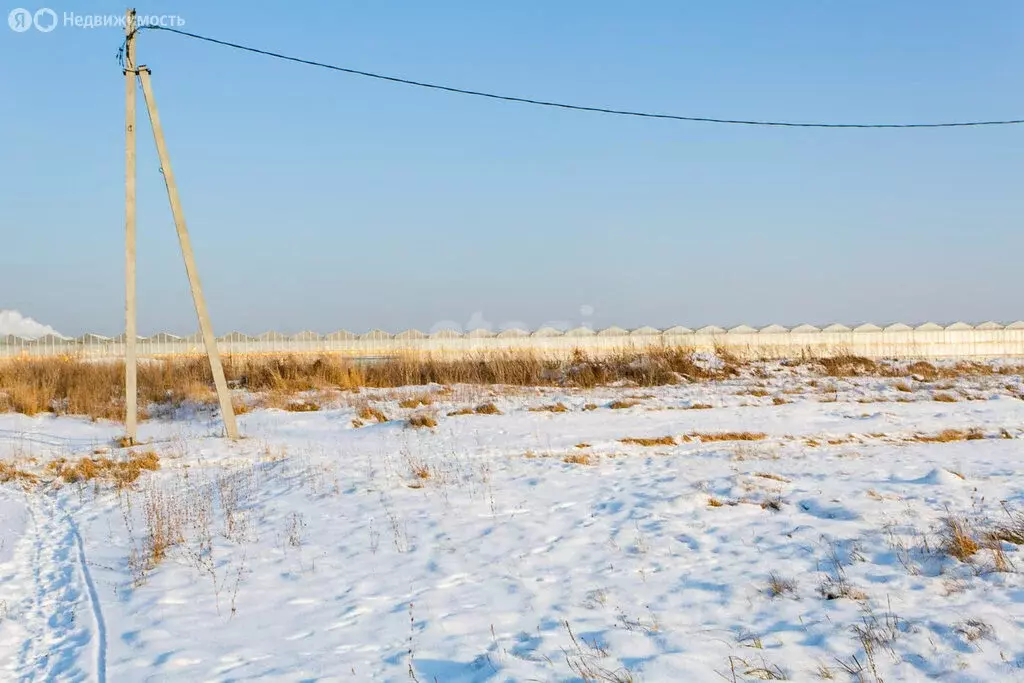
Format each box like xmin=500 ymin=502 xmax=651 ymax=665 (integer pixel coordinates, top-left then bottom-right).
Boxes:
xmin=136 ymin=66 xmax=240 ymax=440
xmin=124 ymin=8 xmax=138 ymax=443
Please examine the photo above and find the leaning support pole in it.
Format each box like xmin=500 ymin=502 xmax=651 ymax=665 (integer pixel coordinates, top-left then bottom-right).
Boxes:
xmin=124 ymin=8 xmax=138 ymax=443
xmin=137 ymin=66 xmax=239 ymax=440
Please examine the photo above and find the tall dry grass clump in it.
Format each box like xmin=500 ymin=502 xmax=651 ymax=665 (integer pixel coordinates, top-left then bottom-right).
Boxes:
xmin=0 ymin=358 xmax=124 ymax=419
xmin=15 ymin=346 xmax=979 ymax=421
xmin=0 ymin=347 xmax=741 ymax=420
xmin=817 ymin=354 xmax=879 ymax=377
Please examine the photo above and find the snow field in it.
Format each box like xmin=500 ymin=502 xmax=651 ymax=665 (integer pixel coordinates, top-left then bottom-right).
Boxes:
xmin=0 ymin=366 xmax=1022 ymax=681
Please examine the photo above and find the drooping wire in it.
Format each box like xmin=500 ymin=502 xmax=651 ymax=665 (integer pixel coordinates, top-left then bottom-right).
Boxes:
xmin=121 ymin=25 xmax=1024 ymax=129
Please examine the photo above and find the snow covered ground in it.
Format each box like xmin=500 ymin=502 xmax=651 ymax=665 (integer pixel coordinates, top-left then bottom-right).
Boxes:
xmin=1 ymin=366 xmax=1023 ymax=681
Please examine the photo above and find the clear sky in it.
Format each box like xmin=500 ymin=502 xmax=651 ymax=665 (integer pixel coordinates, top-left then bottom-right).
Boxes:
xmin=3 ymin=1 xmax=1022 ymax=336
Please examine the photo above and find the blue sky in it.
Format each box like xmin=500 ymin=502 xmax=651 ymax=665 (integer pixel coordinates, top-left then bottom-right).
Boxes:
xmin=3 ymin=1 xmax=1022 ymax=336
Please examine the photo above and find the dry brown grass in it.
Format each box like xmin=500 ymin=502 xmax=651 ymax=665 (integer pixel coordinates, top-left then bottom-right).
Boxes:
xmin=811 ymin=355 xmax=1007 ymax=381
xmin=906 ymin=360 xmax=939 ymax=380
xmin=575 ymin=442 xmax=591 ymax=449
xmin=2 ymin=352 xmax=1008 ymax=423
xmin=530 ymin=402 xmax=569 ymax=413
xmin=914 ymin=428 xmax=984 ymax=443
xmin=409 ymin=460 xmax=432 ymax=480
xmin=407 ymin=413 xmax=437 ymax=429
xmin=447 ymin=401 xmax=503 ymax=417
xmin=608 ymin=400 xmax=640 ymax=410
xmin=563 ymin=453 xmax=594 ymax=465
xmin=942 ymin=517 xmax=980 ymax=561
xmin=987 ymin=509 xmax=1024 ymax=546
xmin=771 ymin=396 xmax=789 ymax=406
xmin=707 ymin=497 xmax=725 ymax=507
xmin=0 ymin=461 xmax=39 ymax=485
xmin=687 ymin=402 xmax=714 ymax=410
xmin=0 ymin=346 xmax=748 ymax=421
xmin=766 ymin=572 xmax=797 ymax=598
xmin=619 ymin=436 xmax=676 ymax=447
xmin=818 ymin=354 xmax=879 ymax=377
xmin=583 ymin=403 xmax=599 ymax=411
xmin=754 ymin=472 xmax=790 ymax=482
xmin=0 ymin=359 xmax=124 ymax=419
xmin=357 ymin=403 xmax=389 ymax=423
xmin=45 ymin=450 xmax=160 ymax=488
xmin=893 ymin=381 xmax=914 ymax=393
xmin=933 ymin=392 xmax=959 ymax=403
xmin=398 ymin=393 xmax=433 ymax=409
xmin=283 ymin=399 xmax=320 ymax=412
xmin=691 ymin=431 xmax=767 ymax=442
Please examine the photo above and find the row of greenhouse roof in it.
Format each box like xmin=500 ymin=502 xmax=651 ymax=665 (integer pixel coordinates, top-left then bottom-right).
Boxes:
xmin=3 ymin=321 xmax=1024 ymax=345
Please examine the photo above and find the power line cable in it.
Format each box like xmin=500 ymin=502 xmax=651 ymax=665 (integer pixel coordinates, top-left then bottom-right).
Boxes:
xmin=122 ymin=25 xmax=1024 ymax=129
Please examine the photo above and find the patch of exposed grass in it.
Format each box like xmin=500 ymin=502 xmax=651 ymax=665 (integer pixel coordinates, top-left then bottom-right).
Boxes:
xmin=914 ymin=428 xmax=984 ymax=443
xmin=955 ymin=619 xmax=994 ymax=644
xmin=529 ymin=402 xmax=569 ymax=413
xmin=563 ymin=453 xmax=594 ymax=465
xmin=754 ymin=472 xmax=790 ymax=482
xmin=231 ymin=397 xmax=252 ymax=415
xmin=0 ymin=461 xmax=39 ymax=485
xmin=767 ymin=572 xmax=797 ymax=598
xmin=398 ymin=393 xmax=433 ymax=409
xmin=407 ymin=414 xmax=437 ymax=429
xmin=906 ymin=360 xmax=939 ymax=380
xmin=986 ymin=507 xmax=1024 ymax=546
xmin=686 ymin=402 xmax=713 ymax=410
xmin=357 ymin=404 xmax=389 ymax=423
xmin=818 ymin=354 xmax=878 ymax=377
xmin=932 ymin=392 xmax=959 ymax=403
xmin=409 ymin=460 xmax=431 ymax=480
xmin=691 ymin=431 xmax=767 ymax=442
xmin=941 ymin=517 xmax=980 ymax=561
xmin=283 ymin=400 xmax=320 ymax=412
xmin=46 ymin=450 xmax=160 ymax=488
xmin=608 ymin=400 xmax=639 ymax=410
xmin=619 ymin=436 xmax=676 ymax=447
xmin=448 ymin=402 xmax=502 ymax=417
